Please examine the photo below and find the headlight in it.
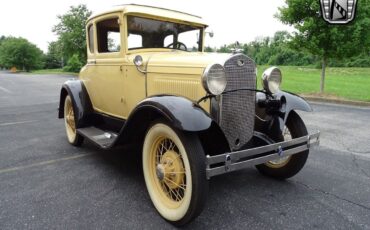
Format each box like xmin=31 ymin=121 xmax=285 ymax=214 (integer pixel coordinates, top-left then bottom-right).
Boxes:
xmin=261 ymin=67 xmax=282 ymax=94
xmin=202 ymin=64 xmax=227 ymax=95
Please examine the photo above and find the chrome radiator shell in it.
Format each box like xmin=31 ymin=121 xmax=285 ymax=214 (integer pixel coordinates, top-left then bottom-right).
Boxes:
xmin=219 ymin=54 xmax=256 ymax=150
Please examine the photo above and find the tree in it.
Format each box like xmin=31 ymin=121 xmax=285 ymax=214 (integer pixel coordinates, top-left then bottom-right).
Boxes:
xmin=205 ymin=46 xmax=214 ymax=52
xmin=218 ymin=44 xmax=232 ymax=53
xmin=63 ymin=54 xmax=83 ymax=73
xmin=0 ymin=35 xmax=6 ymax=68
xmin=53 ymin=5 xmax=92 ymax=64
xmin=277 ymin=0 xmax=370 ymax=93
xmin=0 ymin=37 xmax=44 ymax=71
xmin=0 ymin=35 xmax=6 ymax=46
xmin=45 ymin=41 xmax=63 ymax=69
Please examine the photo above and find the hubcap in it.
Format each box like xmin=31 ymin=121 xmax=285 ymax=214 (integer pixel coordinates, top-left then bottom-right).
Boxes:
xmin=152 ymin=138 xmax=186 ymax=202
xmin=266 ymin=126 xmax=292 ymax=168
xmin=156 ymin=164 xmax=165 ymax=181
xmin=157 ymin=150 xmax=185 ymax=190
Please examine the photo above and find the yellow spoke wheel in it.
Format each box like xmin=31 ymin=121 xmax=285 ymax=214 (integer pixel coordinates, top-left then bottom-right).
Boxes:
xmin=143 ymin=121 xmax=208 ymax=226
xmin=63 ymin=95 xmax=83 ymax=146
xmin=265 ymin=126 xmax=292 ymax=168
xmin=256 ymin=111 xmax=309 ymax=180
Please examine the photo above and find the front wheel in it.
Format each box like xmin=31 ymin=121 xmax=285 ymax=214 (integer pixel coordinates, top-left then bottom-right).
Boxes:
xmin=256 ymin=111 xmax=309 ymax=180
xmin=142 ymin=121 xmax=208 ymax=226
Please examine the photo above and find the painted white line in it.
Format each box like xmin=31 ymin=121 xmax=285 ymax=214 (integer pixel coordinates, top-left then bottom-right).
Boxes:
xmin=0 ymin=120 xmax=38 ymax=127
xmin=0 ymin=86 xmax=12 ymax=94
xmin=0 ymin=153 xmax=91 ymax=174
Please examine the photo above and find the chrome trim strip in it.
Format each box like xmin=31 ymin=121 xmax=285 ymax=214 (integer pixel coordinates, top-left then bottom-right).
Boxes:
xmin=205 ymin=131 xmax=320 ymax=178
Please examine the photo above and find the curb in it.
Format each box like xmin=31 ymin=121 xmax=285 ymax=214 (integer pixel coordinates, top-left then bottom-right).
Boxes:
xmin=302 ymin=96 xmax=370 ymax=107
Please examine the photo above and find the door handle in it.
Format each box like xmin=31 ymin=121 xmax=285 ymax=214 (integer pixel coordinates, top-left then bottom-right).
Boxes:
xmin=88 ymin=60 xmax=96 ymax=64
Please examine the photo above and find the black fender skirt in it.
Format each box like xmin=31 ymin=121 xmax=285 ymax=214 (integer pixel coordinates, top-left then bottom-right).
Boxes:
xmin=58 ymin=79 xmax=93 ymax=128
xmin=114 ymin=95 xmax=223 ymax=148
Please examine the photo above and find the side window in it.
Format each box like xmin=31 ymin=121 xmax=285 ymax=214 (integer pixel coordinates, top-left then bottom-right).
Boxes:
xmin=96 ymin=17 xmax=121 ymax=53
xmin=88 ymin=24 xmax=94 ymax=53
xmin=127 ymin=33 xmax=143 ymax=49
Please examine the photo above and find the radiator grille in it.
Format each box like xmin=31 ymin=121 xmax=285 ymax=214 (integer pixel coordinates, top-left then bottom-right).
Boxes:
xmin=220 ymin=54 xmax=256 ymax=150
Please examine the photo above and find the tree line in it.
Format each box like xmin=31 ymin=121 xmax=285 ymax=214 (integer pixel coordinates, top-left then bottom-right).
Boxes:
xmin=207 ymin=30 xmax=370 ymax=68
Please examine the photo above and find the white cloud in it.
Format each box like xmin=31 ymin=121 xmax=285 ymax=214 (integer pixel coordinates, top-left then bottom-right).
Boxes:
xmin=0 ymin=0 xmax=292 ymax=52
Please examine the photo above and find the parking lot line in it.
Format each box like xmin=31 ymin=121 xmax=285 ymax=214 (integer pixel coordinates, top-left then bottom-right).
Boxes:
xmin=0 ymin=153 xmax=91 ymax=174
xmin=0 ymin=85 xmax=12 ymax=94
xmin=0 ymin=120 xmax=38 ymax=127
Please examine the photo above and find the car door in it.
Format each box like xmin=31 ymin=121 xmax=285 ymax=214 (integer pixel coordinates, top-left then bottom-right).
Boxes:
xmin=85 ymin=13 xmax=127 ymax=119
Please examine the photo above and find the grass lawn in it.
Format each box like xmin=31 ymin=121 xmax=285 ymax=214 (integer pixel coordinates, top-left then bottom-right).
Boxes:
xmin=257 ymin=66 xmax=370 ymax=102
xmin=31 ymin=68 xmax=78 ymax=76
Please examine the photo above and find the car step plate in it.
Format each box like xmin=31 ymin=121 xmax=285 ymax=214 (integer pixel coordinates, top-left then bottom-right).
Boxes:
xmin=77 ymin=127 xmax=118 ymax=148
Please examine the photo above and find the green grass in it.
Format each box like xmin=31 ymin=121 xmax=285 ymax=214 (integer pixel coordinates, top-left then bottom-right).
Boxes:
xmin=31 ymin=68 xmax=78 ymax=76
xmin=257 ymin=66 xmax=370 ymax=102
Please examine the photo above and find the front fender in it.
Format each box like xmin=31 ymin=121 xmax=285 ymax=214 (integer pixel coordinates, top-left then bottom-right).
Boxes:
xmin=58 ymin=79 xmax=93 ymax=128
xmin=113 ymin=95 xmax=230 ymax=154
xmin=113 ymin=95 xmax=214 ymax=146
xmin=277 ymin=91 xmax=312 ymax=123
xmin=131 ymin=95 xmax=213 ymax=132
xmin=255 ymin=91 xmax=312 ymax=140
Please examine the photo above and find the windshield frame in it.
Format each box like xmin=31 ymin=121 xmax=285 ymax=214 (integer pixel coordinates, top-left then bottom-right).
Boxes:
xmin=124 ymin=14 xmax=205 ymax=53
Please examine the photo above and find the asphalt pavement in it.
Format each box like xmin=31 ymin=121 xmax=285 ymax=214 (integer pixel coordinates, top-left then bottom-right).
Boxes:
xmin=0 ymin=72 xmax=369 ymax=230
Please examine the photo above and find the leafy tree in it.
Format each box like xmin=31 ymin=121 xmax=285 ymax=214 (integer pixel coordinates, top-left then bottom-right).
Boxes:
xmin=63 ymin=54 xmax=83 ymax=73
xmin=277 ymin=0 xmax=370 ymax=93
xmin=0 ymin=37 xmax=44 ymax=71
xmin=0 ymin=35 xmax=6 ymax=68
xmin=205 ymin=46 xmax=214 ymax=52
xmin=53 ymin=5 xmax=92 ymax=64
xmin=0 ymin=35 xmax=6 ymax=46
xmin=45 ymin=41 xmax=63 ymax=69
xmin=218 ymin=44 xmax=232 ymax=53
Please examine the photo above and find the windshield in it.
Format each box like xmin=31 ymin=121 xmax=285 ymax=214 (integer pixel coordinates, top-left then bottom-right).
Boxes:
xmin=127 ymin=16 xmax=203 ymax=52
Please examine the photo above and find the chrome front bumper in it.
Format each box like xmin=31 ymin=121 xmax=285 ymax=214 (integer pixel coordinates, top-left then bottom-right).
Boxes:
xmin=206 ymin=131 xmax=320 ymax=179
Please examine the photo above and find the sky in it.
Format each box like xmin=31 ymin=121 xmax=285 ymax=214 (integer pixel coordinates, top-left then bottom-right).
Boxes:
xmin=0 ymin=0 xmax=293 ymax=52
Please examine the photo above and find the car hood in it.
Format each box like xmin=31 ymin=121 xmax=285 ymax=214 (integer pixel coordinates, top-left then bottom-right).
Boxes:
xmin=133 ymin=51 xmax=233 ymax=75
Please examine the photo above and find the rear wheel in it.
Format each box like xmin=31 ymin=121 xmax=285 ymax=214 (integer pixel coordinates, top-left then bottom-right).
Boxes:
xmin=256 ymin=111 xmax=309 ymax=179
xmin=142 ymin=121 xmax=208 ymax=226
xmin=64 ymin=95 xmax=84 ymax=146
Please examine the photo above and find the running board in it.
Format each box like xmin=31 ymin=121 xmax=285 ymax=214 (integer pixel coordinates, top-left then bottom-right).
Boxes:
xmin=205 ymin=131 xmax=320 ymax=179
xmin=77 ymin=127 xmax=118 ymax=149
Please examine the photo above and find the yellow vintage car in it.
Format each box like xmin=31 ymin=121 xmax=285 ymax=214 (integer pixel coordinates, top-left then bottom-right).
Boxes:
xmin=58 ymin=4 xmax=320 ymax=226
